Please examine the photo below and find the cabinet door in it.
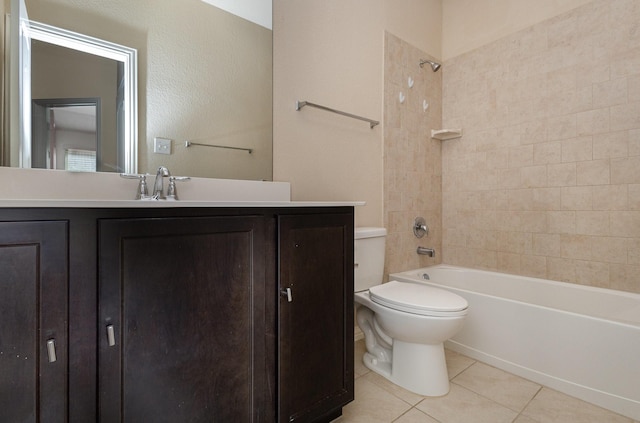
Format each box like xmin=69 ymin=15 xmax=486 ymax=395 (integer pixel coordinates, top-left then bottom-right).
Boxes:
xmin=98 ymin=216 xmax=267 ymax=422
xmin=278 ymin=213 xmax=354 ymax=423
xmin=0 ymin=221 xmax=68 ymax=423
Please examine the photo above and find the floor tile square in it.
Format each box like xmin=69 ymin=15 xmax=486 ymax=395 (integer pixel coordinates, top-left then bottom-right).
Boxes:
xmin=452 ymin=361 xmax=541 ymax=412
xmin=361 ymin=371 xmax=425 ymax=406
xmin=339 ymin=376 xmax=412 ymax=423
xmin=445 ymin=348 xmax=475 ymax=379
xmin=415 ymin=383 xmax=518 ymax=423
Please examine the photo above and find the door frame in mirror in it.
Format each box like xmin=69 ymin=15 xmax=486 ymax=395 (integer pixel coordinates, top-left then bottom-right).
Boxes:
xmin=32 ymin=97 xmax=101 ymax=170
xmin=19 ymin=20 xmax=138 ymax=173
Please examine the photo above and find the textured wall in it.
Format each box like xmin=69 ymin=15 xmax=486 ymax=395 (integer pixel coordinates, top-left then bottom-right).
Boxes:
xmin=383 ymin=32 xmax=442 ymax=277
xmin=273 ymin=0 xmax=442 ymax=227
xmin=442 ymin=0 xmax=640 ymax=293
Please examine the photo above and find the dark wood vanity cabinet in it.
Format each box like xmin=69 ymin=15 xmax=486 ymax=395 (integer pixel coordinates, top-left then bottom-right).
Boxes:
xmin=278 ymin=214 xmax=354 ymax=423
xmin=0 ymin=221 xmax=69 ymax=422
xmin=0 ymin=206 xmax=354 ymax=423
xmin=98 ymin=215 xmax=268 ymax=422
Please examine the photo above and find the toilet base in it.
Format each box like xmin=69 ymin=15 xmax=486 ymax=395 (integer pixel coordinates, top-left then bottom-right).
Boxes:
xmin=362 ymin=340 xmax=450 ymax=397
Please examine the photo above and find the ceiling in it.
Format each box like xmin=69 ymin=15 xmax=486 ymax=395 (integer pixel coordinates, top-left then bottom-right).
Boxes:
xmin=201 ymin=0 xmax=272 ymax=29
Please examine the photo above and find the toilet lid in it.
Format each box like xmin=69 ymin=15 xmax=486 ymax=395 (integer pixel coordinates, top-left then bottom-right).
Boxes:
xmin=369 ymin=280 xmax=468 ymax=317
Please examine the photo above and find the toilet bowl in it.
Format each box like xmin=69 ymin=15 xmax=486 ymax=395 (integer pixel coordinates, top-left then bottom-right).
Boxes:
xmin=354 ymin=227 xmax=468 ymax=396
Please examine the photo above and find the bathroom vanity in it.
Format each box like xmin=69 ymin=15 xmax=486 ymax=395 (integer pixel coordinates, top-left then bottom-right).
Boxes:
xmin=0 ymin=202 xmax=355 ymax=422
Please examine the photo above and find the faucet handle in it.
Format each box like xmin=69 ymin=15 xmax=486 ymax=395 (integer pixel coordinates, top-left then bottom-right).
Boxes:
xmin=413 ymin=217 xmax=429 ymax=238
xmin=166 ymin=176 xmax=191 ymax=200
xmin=120 ymin=173 xmax=151 ymax=200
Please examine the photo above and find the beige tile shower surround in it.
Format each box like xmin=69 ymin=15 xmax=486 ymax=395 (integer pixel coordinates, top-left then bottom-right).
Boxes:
xmin=384 ymin=33 xmax=443 ymax=278
xmin=440 ymin=0 xmax=640 ymax=293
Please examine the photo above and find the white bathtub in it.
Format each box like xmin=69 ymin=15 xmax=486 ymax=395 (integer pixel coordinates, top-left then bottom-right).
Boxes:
xmin=390 ymin=265 xmax=640 ymax=420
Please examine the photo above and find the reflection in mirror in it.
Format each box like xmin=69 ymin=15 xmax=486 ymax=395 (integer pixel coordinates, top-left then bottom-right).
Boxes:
xmin=32 ymin=99 xmax=100 ymax=171
xmin=2 ymin=0 xmax=273 ymax=181
xmin=30 ymin=32 xmax=135 ymax=172
xmin=11 ymin=20 xmax=137 ymax=173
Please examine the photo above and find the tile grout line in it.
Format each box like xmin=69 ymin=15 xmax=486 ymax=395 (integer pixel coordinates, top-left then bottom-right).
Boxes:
xmin=510 ymin=385 xmax=544 ymax=423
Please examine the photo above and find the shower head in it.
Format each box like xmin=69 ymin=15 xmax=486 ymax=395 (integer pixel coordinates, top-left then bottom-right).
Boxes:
xmin=419 ymin=59 xmax=441 ymax=72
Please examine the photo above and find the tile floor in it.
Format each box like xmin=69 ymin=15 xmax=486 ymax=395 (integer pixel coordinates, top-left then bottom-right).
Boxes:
xmin=335 ymin=340 xmax=638 ymax=423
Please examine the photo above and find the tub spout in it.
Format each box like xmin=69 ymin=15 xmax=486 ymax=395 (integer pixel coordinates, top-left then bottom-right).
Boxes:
xmin=417 ymin=246 xmax=435 ymax=257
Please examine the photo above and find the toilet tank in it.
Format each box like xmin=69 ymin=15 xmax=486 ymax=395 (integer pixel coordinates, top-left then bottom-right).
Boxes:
xmin=354 ymin=227 xmax=386 ymax=292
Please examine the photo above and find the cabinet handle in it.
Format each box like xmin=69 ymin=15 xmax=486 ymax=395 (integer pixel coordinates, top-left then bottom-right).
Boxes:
xmin=106 ymin=324 xmax=116 ymax=347
xmin=46 ymin=339 xmax=57 ymax=363
xmin=281 ymin=287 xmax=293 ymax=302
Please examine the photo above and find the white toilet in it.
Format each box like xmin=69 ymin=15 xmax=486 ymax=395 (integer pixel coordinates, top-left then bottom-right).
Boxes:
xmin=354 ymin=227 xmax=468 ymax=396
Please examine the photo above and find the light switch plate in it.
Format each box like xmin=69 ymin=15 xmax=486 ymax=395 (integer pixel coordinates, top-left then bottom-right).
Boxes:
xmin=154 ymin=137 xmax=172 ymax=155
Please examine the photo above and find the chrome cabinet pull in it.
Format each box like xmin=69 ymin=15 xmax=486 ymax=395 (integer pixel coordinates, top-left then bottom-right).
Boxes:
xmin=46 ymin=339 xmax=57 ymax=363
xmin=281 ymin=287 xmax=293 ymax=302
xmin=106 ymin=324 xmax=116 ymax=347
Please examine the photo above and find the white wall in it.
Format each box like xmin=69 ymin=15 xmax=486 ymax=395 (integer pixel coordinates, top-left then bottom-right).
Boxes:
xmin=273 ymin=0 xmax=441 ymax=226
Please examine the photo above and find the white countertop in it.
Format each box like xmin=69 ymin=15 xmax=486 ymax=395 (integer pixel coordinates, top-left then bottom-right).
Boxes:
xmin=0 ymin=199 xmax=365 ymax=208
xmin=0 ymin=168 xmax=365 ymax=208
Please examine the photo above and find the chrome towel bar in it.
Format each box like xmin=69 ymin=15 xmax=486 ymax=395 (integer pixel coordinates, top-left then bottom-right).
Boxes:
xmin=185 ymin=141 xmax=252 ymax=154
xmin=296 ymin=100 xmax=379 ymax=129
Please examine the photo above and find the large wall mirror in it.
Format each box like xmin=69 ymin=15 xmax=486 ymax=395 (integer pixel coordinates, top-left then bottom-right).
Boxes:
xmin=8 ymin=13 xmax=137 ymax=173
xmin=1 ymin=0 xmax=273 ymax=180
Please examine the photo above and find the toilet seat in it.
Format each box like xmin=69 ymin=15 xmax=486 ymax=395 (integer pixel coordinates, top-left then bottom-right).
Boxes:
xmin=369 ymin=280 xmax=468 ymax=317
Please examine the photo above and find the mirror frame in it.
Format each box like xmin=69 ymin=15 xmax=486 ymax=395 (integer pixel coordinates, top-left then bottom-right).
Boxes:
xmin=19 ymin=20 xmax=138 ymax=172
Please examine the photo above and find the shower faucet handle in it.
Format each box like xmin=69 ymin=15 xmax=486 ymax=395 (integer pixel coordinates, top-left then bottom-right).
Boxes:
xmin=413 ymin=217 xmax=429 ymax=238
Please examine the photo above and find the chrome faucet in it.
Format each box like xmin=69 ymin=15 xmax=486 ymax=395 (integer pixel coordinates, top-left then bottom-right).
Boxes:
xmin=417 ymin=246 xmax=435 ymax=257
xmin=121 ymin=166 xmax=190 ymax=200
xmin=152 ymin=166 xmax=170 ymax=199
